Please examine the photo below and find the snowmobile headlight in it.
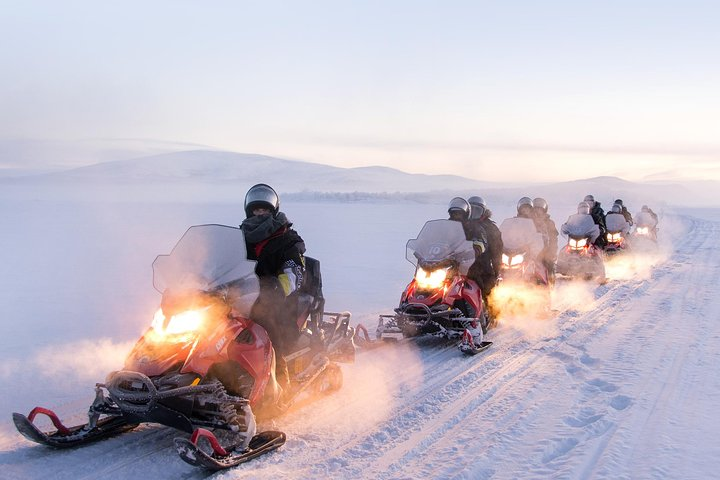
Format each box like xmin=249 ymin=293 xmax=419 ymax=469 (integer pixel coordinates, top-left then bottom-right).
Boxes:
xmin=502 ymin=253 xmax=510 ymax=266
xmin=636 ymin=227 xmax=649 ymax=235
xmin=415 ymin=266 xmax=450 ymax=289
xmin=569 ymin=238 xmax=588 ymax=249
xmin=510 ymin=253 xmax=525 ymax=266
xmin=151 ymin=307 xmax=208 ymax=339
xmin=607 ymin=232 xmax=622 ymax=242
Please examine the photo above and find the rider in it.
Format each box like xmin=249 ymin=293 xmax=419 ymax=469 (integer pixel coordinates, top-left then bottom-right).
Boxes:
xmin=532 ymin=197 xmax=559 ymax=282
xmin=240 ymin=183 xmax=307 ymax=393
xmin=641 ymin=205 xmax=659 ymax=223
xmin=613 ymin=199 xmax=633 ymax=226
xmin=448 ymin=196 xmax=488 ymax=275
xmin=467 ymin=196 xmax=502 ymax=314
xmin=636 ymin=205 xmax=659 ymax=238
xmin=583 ymin=195 xmax=607 ymax=248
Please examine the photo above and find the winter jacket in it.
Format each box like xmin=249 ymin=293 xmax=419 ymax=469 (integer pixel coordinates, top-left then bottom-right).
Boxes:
xmin=620 ymin=206 xmax=633 ymax=225
xmin=533 ymin=213 xmax=559 ymax=262
xmin=589 ymin=203 xmax=607 ymax=247
xmin=241 ymin=213 xmax=307 ymax=353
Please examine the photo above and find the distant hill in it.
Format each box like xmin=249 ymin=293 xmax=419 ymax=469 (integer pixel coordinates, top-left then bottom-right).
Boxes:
xmin=15 ymin=149 xmax=500 ymax=194
xmin=2 ymin=149 xmax=717 ymax=207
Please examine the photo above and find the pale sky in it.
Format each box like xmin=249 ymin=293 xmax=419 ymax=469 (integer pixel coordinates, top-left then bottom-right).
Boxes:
xmin=1 ymin=0 xmax=718 ymax=182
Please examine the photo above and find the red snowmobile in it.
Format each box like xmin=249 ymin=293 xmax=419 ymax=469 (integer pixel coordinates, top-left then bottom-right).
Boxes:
xmin=376 ymin=219 xmax=492 ymax=355
xmin=12 ymin=224 xmax=355 ymax=471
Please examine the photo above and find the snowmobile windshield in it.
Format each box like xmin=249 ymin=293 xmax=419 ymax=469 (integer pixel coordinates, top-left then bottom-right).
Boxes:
xmin=606 ymin=214 xmax=628 ymax=233
xmin=498 ymin=217 xmax=544 ymax=257
xmin=152 ymin=224 xmax=260 ymax=297
xmin=562 ymin=214 xmax=597 ymax=237
xmin=635 ymin=211 xmax=657 ymax=227
xmin=406 ymin=220 xmax=475 ymax=275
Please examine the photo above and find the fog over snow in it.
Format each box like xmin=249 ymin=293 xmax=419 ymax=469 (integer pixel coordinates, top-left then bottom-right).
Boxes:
xmin=1 ymin=151 xmax=719 ymax=479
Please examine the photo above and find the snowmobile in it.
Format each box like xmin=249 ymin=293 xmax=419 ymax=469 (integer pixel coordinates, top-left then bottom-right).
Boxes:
xmin=499 ymin=246 xmax=550 ymax=286
xmin=376 ymin=219 xmax=492 ymax=355
xmin=604 ymin=230 xmax=629 ymax=255
xmin=556 ymin=232 xmax=606 ymax=282
xmin=631 ymin=210 xmax=659 ymax=252
xmin=604 ymin=213 xmax=631 ymax=256
xmin=494 ymin=216 xmax=552 ymax=315
xmin=12 ymin=224 xmax=355 ymax=471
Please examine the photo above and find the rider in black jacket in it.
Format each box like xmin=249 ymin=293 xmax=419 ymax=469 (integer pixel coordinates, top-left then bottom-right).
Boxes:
xmin=241 ymin=184 xmax=306 ymax=392
xmin=467 ymin=196 xmax=503 ymax=313
xmin=584 ymin=195 xmax=607 ymax=248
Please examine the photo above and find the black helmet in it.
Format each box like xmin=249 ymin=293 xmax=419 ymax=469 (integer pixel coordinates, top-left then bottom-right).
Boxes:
xmin=611 ymin=204 xmax=622 ymax=214
xmin=533 ymin=197 xmax=548 ymax=213
xmin=578 ymin=201 xmax=591 ymax=215
xmin=468 ymin=196 xmax=487 ymax=220
xmin=583 ymin=194 xmax=595 ymax=208
xmin=244 ymin=183 xmax=279 ymax=218
xmin=448 ymin=197 xmax=471 ymax=221
xmin=614 ymin=199 xmax=623 ymax=206
xmin=517 ymin=196 xmax=533 ymax=216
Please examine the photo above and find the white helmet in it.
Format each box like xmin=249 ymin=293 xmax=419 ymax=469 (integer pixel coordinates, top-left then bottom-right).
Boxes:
xmin=578 ymin=201 xmax=591 ymax=215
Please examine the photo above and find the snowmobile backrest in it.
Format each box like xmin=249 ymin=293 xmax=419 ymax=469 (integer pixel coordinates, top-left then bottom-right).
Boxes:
xmin=301 ymin=256 xmax=323 ymax=300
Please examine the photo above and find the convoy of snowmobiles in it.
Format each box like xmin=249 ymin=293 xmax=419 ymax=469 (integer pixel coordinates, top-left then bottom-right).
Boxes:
xmin=11 ymin=191 xmax=660 ymax=472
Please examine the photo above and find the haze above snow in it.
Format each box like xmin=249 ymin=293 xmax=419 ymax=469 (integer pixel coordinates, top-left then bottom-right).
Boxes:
xmin=2 ymin=146 xmax=718 ymax=207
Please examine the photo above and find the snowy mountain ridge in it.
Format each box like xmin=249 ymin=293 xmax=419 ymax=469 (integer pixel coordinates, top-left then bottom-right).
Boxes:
xmin=3 ymin=148 xmax=717 ymax=206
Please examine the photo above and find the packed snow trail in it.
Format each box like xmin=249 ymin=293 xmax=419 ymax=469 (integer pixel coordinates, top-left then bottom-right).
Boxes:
xmin=2 ymin=213 xmax=719 ymax=479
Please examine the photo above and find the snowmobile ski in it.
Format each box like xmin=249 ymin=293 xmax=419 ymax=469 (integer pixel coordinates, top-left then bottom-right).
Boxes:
xmin=12 ymin=408 xmax=136 ymax=448
xmin=459 ymin=340 xmax=493 ymax=356
xmin=175 ymin=428 xmax=286 ymax=470
xmin=458 ymin=329 xmax=493 ymax=356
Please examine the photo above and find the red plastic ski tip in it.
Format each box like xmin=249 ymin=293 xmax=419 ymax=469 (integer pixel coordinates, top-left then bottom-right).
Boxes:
xmin=190 ymin=428 xmax=229 ymax=456
xmin=356 ymin=324 xmax=372 ymax=342
xmin=27 ymin=407 xmax=71 ymax=435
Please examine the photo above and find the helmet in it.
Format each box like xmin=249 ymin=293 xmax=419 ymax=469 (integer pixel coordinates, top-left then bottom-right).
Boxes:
xmin=517 ymin=196 xmax=533 ymax=216
xmin=468 ymin=196 xmax=487 ymax=220
xmin=577 ymin=201 xmax=591 ymax=215
xmin=448 ymin=197 xmax=471 ymax=221
xmin=614 ymin=199 xmax=624 ymax=206
xmin=611 ymin=204 xmax=622 ymax=214
xmin=641 ymin=205 xmax=649 ymax=212
xmin=244 ymin=183 xmax=279 ymax=218
xmin=533 ymin=197 xmax=548 ymax=213
xmin=583 ymin=194 xmax=595 ymax=208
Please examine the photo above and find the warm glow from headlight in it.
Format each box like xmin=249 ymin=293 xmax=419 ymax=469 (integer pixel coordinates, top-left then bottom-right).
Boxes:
xmin=510 ymin=254 xmax=524 ymax=266
xmin=415 ymin=267 xmax=449 ymax=289
xmin=636 ymin=227 xmax=649 ymax=235
xmin=151 ymin=307 xmax=207 ymax=337
xmin=569 ymin=238 xmax=588 ymax=249
xmin=607 ymin=232 xmax=622 ymax=242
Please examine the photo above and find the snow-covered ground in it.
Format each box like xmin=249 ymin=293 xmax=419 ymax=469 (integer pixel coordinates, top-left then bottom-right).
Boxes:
xmin=1 ymin=180 xmax=719 ymax=479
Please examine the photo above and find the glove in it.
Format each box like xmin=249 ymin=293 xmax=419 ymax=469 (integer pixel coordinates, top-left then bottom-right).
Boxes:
xmin=278 ymin=259 xmax=304 ymax=296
